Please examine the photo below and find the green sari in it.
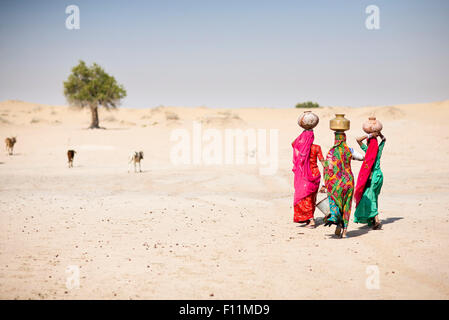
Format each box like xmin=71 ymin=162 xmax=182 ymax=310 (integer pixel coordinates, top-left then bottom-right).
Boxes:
xmin=354 ymin=139 xmax=385 ymax=225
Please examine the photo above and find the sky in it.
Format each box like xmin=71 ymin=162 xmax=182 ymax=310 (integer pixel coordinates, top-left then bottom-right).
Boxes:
xmin=0 ymin=0 xmax=448 ymax=108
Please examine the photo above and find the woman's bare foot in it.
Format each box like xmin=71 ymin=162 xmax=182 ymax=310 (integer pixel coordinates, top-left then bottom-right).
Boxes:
xmin=335 ymin=225 xmax=342 ymax=236
xmin=373 ymin=215 xmax=382 ymax=230
xmin=306 ymin=219 xmax=316 ymax=229
xmin=341 ymin=229 xmax=348 ymax=238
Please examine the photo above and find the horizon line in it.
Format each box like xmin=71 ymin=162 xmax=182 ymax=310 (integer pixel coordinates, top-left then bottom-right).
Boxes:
xmin=1 ymin=98 xmax=448 ymax=111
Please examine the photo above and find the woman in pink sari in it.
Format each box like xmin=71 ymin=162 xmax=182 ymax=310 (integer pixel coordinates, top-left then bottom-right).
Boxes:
xmin=292 ymin=117 xmax=325 ymax=228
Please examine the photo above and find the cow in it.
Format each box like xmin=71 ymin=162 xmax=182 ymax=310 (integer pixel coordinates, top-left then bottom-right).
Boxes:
xmin=5 ymin=137 xmax=16 ymax=155
xmin=129 ymin=151 xmax=144 ymax=173
xmin=67 ymin=150 xmax=76 ymax=168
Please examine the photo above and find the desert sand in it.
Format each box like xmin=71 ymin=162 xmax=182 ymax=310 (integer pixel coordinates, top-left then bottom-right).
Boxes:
xmin=1 ymin=99 xmax=448 ymax=299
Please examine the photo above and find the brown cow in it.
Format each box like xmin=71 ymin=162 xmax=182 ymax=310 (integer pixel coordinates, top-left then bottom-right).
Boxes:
xmin=67 ymin=150 xmax=76 ymax=168
xmin=5 ymin=137 xmax=16 ymax=155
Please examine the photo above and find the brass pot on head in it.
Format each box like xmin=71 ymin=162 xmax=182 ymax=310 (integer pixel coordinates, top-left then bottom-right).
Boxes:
xmin=330 ymin=114 xmax=350 ymax=132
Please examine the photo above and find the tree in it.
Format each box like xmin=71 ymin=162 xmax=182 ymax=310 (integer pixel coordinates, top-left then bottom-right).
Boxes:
xmin=63 ymin=60 xmax=127 ymax=129
xmin=295 ymin=101 xmax=320 ymax=109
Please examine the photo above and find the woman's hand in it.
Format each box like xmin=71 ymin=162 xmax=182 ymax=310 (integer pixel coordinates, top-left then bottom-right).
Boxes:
xmin=320 ymin=160 xmax=327 ymax=168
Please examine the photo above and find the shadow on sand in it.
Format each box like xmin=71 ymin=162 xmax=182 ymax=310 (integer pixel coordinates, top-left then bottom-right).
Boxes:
xmin=128 ymin=170 xmax=149 ymax=174
xmin=345 ymin=217 xmax=404 ymax=238
xmin=295 ymin=216 xmax=326 ymax=229
xmin=103 ymin=127 xmax=131 ymax=131
xmin=82 ymin=127 xmax=130 ymax=131
xmin=317 ymin=216 xmax=404 ymax=239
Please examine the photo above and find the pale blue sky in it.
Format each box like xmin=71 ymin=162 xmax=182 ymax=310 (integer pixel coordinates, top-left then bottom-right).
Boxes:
xmin=0 ymin=0 xmax=448 ymax=108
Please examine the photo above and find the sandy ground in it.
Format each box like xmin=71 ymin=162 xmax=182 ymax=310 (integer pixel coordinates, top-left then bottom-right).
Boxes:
xmin=0 ymin=99 xmax=449 ymax=299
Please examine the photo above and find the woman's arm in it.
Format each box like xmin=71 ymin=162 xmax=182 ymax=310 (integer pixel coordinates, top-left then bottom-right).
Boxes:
xmin=316 ymin=146 xmax=326 ymax=169
xmin=377 ymin=132 xmax=386 ymax=155
xmin=350 ymin=148 xmax=365 ymax=161
xmin=356 ymin=135 xmax=367 ymax=147
xmin=356 ymin=132 xmax=378 ymax=147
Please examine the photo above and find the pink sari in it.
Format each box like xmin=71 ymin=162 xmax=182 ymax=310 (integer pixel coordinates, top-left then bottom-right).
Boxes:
xmin=354 ymin=137 xmax=379 ymax=205
xmin=292 ymin=130 xmax=321 ymax=206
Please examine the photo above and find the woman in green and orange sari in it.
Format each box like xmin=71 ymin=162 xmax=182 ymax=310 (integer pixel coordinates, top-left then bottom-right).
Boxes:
xmin=323 ymin=132 xmax=364 ymax=238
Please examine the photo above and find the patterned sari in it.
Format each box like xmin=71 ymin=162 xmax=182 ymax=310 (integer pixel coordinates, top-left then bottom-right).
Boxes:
xmin=323 ymin=132 xmax=354 ymax=229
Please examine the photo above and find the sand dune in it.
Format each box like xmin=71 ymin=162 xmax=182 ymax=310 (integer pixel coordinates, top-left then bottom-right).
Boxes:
xmin=1 ymin=99 xmax=448 ymax=299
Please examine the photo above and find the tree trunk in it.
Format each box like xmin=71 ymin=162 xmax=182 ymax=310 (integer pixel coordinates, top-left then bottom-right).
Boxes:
xmin=89 ymin=105 xmax=100 ymax=129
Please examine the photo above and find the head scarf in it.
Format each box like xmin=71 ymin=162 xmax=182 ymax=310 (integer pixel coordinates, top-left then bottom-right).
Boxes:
xmin=354 ymin=137 xmax=379 ymax=205
xmin=292 ymin=130 xmax=321 ymax=205
xmin=324 ymin=132 xmax=354 ymax=228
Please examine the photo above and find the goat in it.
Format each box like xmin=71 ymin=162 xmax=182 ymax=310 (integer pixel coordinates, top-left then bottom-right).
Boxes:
xmin=5 ymin=137 xmax=16 ymax=155
xmin=128 ymin=151 xmax=144 ymax=173
xmin=67 ymin=150 xmax=76 ymax=168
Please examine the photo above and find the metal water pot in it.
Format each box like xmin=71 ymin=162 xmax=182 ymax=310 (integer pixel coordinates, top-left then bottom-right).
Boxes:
xmin=330 ymin=114 xmax=350 ymax=132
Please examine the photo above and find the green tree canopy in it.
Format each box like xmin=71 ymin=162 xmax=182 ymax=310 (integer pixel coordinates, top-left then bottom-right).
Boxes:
xmin=295 ymin=101 xmax=320 ymax=109
xmin=63 ymin=60 xmax=127 ymax=128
